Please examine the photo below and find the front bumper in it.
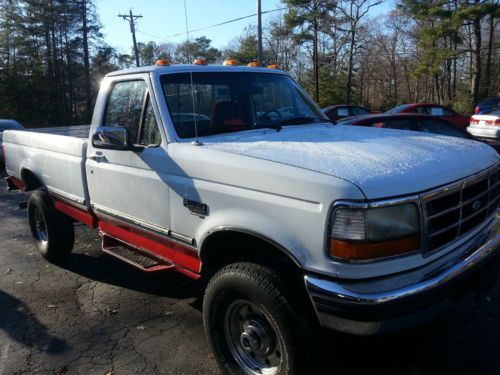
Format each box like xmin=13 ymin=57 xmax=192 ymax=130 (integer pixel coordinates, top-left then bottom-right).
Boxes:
xmin=305 ymin=224 xmax=500 ymax=335
xmin=467 ymin=125 xmax=500 ymax=140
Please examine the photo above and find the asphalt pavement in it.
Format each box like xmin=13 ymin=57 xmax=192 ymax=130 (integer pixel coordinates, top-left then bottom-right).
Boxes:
xmin=1 ymin=168 xmax=500 ymax=374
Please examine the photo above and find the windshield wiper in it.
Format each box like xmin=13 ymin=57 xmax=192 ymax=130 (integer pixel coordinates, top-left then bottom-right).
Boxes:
xmin=279 ymin=116 xmax=322 ymax=125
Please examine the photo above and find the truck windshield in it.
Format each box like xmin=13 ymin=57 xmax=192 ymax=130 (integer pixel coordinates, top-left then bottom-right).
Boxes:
xmin=160 ymin=72 xmax=326 ymax=138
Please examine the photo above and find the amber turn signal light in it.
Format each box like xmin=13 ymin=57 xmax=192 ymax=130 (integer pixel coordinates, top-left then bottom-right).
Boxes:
xmin=330 ymin=235 xmax=419 ymax=261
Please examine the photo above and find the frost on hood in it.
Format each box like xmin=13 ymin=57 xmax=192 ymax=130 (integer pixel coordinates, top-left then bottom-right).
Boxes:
xmin=203 ymin=125 xmax=498 ymax=190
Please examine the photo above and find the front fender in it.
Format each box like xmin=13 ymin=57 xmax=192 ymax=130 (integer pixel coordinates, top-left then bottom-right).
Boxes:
xmin=196 ymin=207 xmax=308 ymax=267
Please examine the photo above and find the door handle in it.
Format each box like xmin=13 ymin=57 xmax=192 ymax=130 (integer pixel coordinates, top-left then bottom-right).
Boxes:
xmin=89 ymin=153 xmax=106 ymax=162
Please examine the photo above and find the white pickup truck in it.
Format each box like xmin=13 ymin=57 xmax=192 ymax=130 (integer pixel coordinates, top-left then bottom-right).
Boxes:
xmin=3 ymin=63 xmax=500 ymax=375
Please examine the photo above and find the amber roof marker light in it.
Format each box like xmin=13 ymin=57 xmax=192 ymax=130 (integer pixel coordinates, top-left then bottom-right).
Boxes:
xmin=223 ymin=59 xmax=239 ymax=66
xmin=155 ymin=59 xmax=170 ymax=66
xmin=247 ymin=60 xmax=262 ymax=67
xmin=193 ymin=58 xmax=207 ymax=65
xmin=267 ymin=64 xmax=281 ymax=69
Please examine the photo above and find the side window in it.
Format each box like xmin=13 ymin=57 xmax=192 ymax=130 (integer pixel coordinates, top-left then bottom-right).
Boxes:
xmin=442 ymin=107 xmax=453 ymax=116
xmin=104 ymin=80 xmax=147 ymax=143
xmin=352 ymin=106 xmax=368 ymax=115
xmin=139 ymin=98 xmax=161 ymax=146
xmin=104 ymin=80 xmax=161 ymax=146
xmin=412 ymin=106 xmax=427 ymax=114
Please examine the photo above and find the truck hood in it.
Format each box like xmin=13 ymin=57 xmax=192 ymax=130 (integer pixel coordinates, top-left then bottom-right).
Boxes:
xmin=203 ymin=124 xmax=499 ymax=199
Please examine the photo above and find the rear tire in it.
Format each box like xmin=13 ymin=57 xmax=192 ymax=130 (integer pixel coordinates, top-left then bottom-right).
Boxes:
xmin=203 ymin=262 xmax=305 ymax=375
xmin=27 ymin=190 xmax=74 ymax=261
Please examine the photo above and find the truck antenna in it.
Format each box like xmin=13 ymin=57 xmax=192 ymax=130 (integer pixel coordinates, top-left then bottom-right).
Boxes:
xmin=183 ymin=0 xmax=202 ymax=146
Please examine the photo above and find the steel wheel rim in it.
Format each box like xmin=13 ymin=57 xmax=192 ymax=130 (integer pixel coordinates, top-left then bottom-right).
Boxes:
xmin=224 ymin=300 xmax=283 ymax=375
xmin=34 ymin=208 xmax=48 ymax=244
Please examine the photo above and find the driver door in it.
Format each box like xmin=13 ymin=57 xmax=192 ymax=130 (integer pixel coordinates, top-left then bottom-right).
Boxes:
xmin=86 ymin=75 xmax=171 ymax=235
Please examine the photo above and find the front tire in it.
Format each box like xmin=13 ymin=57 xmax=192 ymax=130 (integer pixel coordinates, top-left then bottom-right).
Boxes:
xmin=203 ymin=262 xmax=304 ymax=375
xmin=27 ymin=190 xmax=74 ymax=261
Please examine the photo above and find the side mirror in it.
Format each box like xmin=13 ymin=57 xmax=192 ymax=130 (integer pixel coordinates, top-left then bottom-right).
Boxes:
xmin=92 ymin=127 xmax=132 ymax=150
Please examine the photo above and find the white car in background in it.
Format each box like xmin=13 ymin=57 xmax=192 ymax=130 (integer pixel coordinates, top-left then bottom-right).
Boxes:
xmin=467 ymin=109 xmax=500 ymax=140
xmin=0 ymin=119 xmax=24 ymax=165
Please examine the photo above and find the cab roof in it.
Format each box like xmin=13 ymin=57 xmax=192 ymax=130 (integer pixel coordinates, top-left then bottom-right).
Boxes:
xmin=106 ymin=64 xmax=289 ymax=77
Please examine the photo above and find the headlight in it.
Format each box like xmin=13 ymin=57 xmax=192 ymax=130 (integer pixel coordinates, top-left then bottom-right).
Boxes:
xmin=330 ymin=204 xmax=420 ymax=260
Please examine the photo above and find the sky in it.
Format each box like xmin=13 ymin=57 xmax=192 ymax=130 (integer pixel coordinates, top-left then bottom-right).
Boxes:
xmin=97 ymin=0 xmax=395 ymax=54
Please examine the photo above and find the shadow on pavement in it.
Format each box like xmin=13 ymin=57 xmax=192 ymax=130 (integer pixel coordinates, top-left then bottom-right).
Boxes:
xmin=0 ymin=290 xmax=68 ymax=354
xmin=60 ymin=252 xmax=201 ymax=301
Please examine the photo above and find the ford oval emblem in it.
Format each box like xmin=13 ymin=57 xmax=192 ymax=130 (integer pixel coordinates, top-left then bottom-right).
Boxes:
xmin=472 ymin=200 xmax=482 ymax=211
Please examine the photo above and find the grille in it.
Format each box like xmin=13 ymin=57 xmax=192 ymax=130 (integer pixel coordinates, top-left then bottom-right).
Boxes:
xmin=423 ymin=165 xmax=500 ymax=252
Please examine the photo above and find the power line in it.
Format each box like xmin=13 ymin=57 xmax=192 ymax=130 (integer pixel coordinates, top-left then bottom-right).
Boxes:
xmin=136 ymin=7 xmax=287 ymax=42
xmin=118 ymin=10 xmax=143 ymax=67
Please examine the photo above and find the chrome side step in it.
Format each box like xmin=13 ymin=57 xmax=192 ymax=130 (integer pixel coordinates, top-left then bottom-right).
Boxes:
xmin=101 ymin=235 xmax=174 ymax=272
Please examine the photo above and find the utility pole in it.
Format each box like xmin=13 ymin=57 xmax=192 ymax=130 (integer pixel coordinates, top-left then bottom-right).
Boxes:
xmin=118 ymin=10 xmax=143 ymax=67
xmin=257 ymin=0 xmax=263 ymax=64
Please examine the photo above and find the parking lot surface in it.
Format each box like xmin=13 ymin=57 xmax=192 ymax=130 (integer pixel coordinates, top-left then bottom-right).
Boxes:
xmin=1 ymin=168 xmax=500 ymax=374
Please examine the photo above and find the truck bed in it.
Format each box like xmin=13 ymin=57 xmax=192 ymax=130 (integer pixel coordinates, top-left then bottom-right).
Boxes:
xmin=30 ymin=125 xmax=91 ymax=139
xmin=3 ymin=130 xmax=89 ymax=207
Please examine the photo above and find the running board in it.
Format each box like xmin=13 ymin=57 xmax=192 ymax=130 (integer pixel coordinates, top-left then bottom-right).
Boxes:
xmin=101 ymin=235 xmax=174 ymax=272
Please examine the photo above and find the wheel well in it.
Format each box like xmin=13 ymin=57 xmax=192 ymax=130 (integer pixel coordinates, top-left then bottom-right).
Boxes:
xmin=200 ymin=230 xmax=303 ymax=280
xmin=200 ymin=230 xmax=318 ymax=326
xmin=21 ymin=169 xmax=43 ymax=191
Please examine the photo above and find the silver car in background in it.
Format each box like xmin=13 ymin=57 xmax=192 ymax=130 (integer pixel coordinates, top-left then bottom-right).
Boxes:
xmin=0 ymin=119 xmax=24 ymax=165
xmin=467 ymin=109 xmax=500 ymax=140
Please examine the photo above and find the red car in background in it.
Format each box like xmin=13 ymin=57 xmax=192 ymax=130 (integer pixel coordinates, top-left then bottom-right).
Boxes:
xmin=386 ymin=103 xmax=469 ymax=130
xmin=337 ymin=113 xmax=500 ymax=153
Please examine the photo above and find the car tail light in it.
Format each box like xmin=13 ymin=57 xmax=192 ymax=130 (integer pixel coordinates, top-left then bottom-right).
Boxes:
xmin=485 ymin=119 xmax=500 ymax=126
xmin=470 ymin=118 xmax=480 ymax=125
xmin=475 ymin=106 xmax=480 ymax=114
